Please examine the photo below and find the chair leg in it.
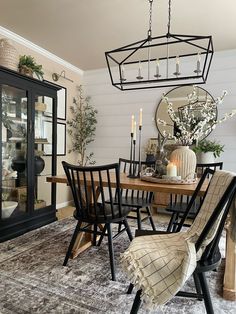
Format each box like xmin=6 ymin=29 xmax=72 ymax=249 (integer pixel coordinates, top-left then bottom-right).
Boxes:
xmin=63 ymin=221 xmax=82 ymax=266
xmin=167 ymin=212 xmax=177 ymax=232
xmin=193 ymin=273 xmax=203 ymax=301
xmin=123 ymin=218 xmax=133 ymax=241
xmin=118 ymin=222 xmax=122 ymax=233
xmin=137 ymin=208 xmax=142 ymax=230
xmin=172 ymin=213 xmax=180 ymax=232
xmin=93 ymin=224 xmax=97 ymax=246
xmin=127 ymin=283 xmax=134 ymax=294
xmin=166 ymin=212 xmax=175 ymax=232
xmin=198 ymin=272 xmax=214 ymax=314
xmin=97 ymin=224 xmax=107 ymax=247
xmin=146 ymin=206 xmax=156 ymax=231
xmin=107 ymin=223 xmax=116 ymax=281
xmin=130 ymin=289 xmax=142 ymax=314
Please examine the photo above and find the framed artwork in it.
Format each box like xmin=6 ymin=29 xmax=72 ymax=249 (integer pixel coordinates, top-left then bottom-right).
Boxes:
xmin=43 ymin=87 xmax=67 ymax=120
xmin=43 ymin=120 xmax=66 ymax=156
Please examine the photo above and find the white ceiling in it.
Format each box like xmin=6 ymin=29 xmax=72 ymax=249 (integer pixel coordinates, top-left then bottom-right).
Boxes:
xmin=0 ymin=0 xmax=236 ymax=70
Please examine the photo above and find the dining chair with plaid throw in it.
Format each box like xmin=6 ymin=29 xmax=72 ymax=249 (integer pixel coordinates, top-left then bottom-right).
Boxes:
xmin=121 ymin=169 xmax=236 ymax=314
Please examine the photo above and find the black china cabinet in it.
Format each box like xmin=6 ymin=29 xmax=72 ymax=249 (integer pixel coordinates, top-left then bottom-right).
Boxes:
xmin=0 ymin=65 xmax=60 ymax=242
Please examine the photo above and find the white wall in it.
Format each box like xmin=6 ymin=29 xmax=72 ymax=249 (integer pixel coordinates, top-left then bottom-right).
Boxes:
xmin=84 ymin=50 xmax=236 ymax=172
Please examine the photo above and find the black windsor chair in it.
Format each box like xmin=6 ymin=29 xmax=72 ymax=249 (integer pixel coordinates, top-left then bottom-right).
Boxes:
xmin=127 ymin=168 xmax=236 ymax=314
xmin=118 ymin=158 xmax=156 ymax=230
xmin=166 ymin=162 xmax=223 ymax=232
xmin=62 ymin=161 xmax=133 ymax=281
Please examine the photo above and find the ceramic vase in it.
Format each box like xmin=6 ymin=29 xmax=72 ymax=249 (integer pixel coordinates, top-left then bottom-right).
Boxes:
xmin=170 ymin=146 xmax=196 ymax=180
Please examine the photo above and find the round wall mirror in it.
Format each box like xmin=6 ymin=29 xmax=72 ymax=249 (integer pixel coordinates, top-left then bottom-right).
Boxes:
xmin=155 ymin=85 xmax=217 ymax=142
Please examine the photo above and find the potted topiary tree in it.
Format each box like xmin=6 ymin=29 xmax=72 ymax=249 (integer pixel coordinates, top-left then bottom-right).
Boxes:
xmin=67 ymin=85 xmax=98 ymax=166
xmin=193 ymin=139 xmax=224 ymax=163
xmin=18 ymin=55 xmax=44 ymax=80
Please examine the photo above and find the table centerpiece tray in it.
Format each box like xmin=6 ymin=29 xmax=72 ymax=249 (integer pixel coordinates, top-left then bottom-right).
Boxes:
xmin=140 ymin=175 xmax=198 ymax=185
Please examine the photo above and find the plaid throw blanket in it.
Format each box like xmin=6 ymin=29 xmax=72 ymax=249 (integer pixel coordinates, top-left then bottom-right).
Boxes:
xmin=121 ymin=171 xmax=235 ymax=307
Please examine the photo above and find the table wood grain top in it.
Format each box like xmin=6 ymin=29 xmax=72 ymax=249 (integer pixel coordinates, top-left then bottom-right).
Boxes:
xmin=47 ymin=173 xmax=207 ymax=196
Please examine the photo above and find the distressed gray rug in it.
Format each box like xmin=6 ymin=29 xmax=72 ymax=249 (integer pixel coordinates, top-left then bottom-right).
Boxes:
xmin=0 ymin=217 xmax=234 ymax=314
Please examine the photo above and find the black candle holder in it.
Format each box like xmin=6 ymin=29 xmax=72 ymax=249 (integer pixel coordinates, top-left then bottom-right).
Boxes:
xmin=138 ymin=125 xmax=142 ymax=176
xmin=127 ymin=127 xmax=142 ymax=178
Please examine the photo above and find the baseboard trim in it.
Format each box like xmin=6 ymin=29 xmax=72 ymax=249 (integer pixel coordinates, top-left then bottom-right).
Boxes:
xmin=56 ymin=200 xmax=74 ymax=210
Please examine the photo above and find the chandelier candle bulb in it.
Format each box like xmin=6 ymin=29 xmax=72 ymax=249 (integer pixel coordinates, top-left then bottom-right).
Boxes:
xmin=176 ymin=56 xmax=180 ymax=74
xmin=121 ymin=64 xmax=126 ymax=81
xmin=195 ymin=52 xmax=201 ymax=74
xmin=154 ymin=58 xmax=161 ymax=78
xmin=166 ymin=162 xmax=177 ymax=177
xmin=139 ymin=108 xmax=143 ymax=127
xmin=137 ymin=61 xmax=143 ymax=80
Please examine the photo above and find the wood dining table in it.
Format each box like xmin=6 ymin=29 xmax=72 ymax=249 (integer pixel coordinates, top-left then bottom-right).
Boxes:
xmin=47 ymin=172 xmax=235 ymax=301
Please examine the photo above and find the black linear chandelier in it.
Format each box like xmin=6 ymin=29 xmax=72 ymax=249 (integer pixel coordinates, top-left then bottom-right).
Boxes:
xmin=105 ymin=0 xmax=214 ymax=91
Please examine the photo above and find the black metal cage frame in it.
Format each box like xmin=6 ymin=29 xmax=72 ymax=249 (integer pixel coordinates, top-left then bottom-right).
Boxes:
xmin=105 ymin=33 xmax=214 ymax=91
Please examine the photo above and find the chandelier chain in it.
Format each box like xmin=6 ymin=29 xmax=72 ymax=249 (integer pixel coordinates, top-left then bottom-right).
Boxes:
xmin=167 ymin=0 xmax=172 ymax=34
xmin=148 ymin=0 xmax=153 ymax=38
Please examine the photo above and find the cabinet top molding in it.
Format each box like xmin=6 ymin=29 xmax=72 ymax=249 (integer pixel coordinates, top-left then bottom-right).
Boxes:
xmin=0 ymin=65 xmax=61 ymax=91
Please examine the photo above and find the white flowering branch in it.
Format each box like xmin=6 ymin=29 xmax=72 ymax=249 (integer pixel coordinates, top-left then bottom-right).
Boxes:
xmin=157 ymin=87 xmax=235 ymax=146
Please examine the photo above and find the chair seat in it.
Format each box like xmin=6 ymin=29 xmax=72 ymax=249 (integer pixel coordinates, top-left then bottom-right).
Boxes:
xmin=121 ymin=196 xmax=151 ymax=208
xmin=73 ymin=203 xmax=131 ymax=222
xmin=166 ymin=202 xmax=199 ymax=218
xmin=106 ymin=196 xmax=151 ymax=209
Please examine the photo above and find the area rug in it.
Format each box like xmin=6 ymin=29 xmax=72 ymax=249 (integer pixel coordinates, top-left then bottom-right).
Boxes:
xmin=0 ymin=218 xmax=234 ymax=314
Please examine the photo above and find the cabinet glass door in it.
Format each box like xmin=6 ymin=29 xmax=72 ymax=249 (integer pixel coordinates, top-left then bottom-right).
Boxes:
xmin=1 ymin=85 xmax=28 ymax=220
xmin=34 ymin=94 xmax=53 ymax=211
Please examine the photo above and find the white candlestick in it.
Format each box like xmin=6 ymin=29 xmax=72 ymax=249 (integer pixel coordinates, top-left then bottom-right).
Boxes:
xmin=139 ymin=108 xmax=143 ymax=127
xmin=131 ymin=115 xmax=134 ymax=133
xmin=133 ymin=121 xmax=137 ymax=141
xmin=167 ymin=162 xmax=177 ymax=177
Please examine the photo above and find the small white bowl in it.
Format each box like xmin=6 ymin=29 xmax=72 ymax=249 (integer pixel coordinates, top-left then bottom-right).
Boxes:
xmin=1 ymin=201 xmax=18 ymax=218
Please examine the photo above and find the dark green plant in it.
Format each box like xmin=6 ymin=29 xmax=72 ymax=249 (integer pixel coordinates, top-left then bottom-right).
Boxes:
xmin=67 ymin=85 xmax=98 ymax=166
xmin=18 ymin=55 xmax=44 ymax=80
xmin=193 ymin=139 xmax=224 ymax=158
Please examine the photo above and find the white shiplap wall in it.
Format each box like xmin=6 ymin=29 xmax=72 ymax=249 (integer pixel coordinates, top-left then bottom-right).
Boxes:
xmin=84 ymin=50 xmax=236 ymax=172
